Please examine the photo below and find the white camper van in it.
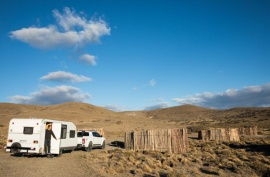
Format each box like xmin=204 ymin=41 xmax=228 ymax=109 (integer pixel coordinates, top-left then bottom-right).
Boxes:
xmin=5 ymin=118 xmax=77 ymax=156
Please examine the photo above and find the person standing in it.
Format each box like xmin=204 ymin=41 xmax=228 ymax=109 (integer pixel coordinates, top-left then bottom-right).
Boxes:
xmin=45 ymin=124 xmax=57 ymax=158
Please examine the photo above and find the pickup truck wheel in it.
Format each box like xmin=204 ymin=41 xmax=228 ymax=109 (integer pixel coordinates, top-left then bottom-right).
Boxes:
xmin=85 ymin=142 xmax=93 ymax=152
xmin=101 ymin=141 xmax=105 ymax=149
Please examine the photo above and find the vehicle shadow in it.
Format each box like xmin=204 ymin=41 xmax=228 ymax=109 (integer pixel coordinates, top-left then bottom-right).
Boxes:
xmin=108 ymin=141 xmax=125 ymax=148
xmin=11 ymin=153 xmax=47 ymax=158
xmin=10 ymin=150 xmax=72 ymax=158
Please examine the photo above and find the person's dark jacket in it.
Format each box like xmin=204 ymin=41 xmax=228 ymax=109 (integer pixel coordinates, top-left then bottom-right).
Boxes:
xmin=45 ymin=129 xmax=56 ymax=140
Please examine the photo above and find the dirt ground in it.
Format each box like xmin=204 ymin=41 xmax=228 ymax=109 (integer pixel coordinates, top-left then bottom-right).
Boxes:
xmin=0 ymin=150 xmax=100 ymax=177
xmin=0 ymin=137 xmax=126 ymax=177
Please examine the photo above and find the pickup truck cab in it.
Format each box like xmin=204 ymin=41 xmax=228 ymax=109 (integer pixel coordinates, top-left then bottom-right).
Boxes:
xmin=76 ymin=130 xmax=105 ymax=152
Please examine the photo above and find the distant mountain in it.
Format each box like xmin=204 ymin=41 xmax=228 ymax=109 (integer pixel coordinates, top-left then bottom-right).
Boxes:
xmin=150 ymin=105 xmax=270 ymax=129
xmin=0 ymin=102 xmax=269 ymax=128
xmin=143 ymin=104 xmax=219 ymax=120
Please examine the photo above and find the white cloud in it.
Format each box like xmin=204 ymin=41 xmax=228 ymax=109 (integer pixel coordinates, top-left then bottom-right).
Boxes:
xmin=224 ymin=89 xmax=238 ymax=96
xmin=9 ymin=85 xmax=90 ymax=105
xmin=172 ymin=96 xmax=204 ymax=105
xmin=104 ymin=105 xmax=125 ymax=112
xmin=9 ymin=7 xmax=110 ymax=49
xmin=53 ymin=8 xmax=86 ymax=31
xmin=79 ymin=54 xmax=97 ymax=66
xmin=149 ymin=79 xmax=156 ymax=86
xmin=40 ymin=71 xmax=91 ymax=83
xmin=173 ymin=83 xmax=270 ymax=109
xmin=150 ymin=98 xmax=165 ymax=102
xmin=144 ymin=102 xmax=169 ymax=110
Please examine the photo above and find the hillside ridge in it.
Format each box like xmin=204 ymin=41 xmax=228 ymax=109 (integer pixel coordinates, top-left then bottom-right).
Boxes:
xmin=0 ymin=102 xmax=269 ymax=129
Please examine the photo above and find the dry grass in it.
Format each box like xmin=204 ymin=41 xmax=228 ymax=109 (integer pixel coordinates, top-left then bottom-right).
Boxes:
xmin=71 ymin=136 xmax=270 ymax=177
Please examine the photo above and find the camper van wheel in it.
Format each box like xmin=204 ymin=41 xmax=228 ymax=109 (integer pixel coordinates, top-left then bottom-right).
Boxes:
xmin=85 ymin=142 xmax=93 ymax=152
xmin=101 ymin=141 xmax=105 ymax=149
xmin=10 ymin=142 xmax=21 ymax=153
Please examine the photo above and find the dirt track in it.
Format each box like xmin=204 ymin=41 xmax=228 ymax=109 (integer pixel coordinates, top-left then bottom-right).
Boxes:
xmin=0 ymin=150 xmax=100 ymax=177
xmin=0 ymin=139 xmax=126 ymax=177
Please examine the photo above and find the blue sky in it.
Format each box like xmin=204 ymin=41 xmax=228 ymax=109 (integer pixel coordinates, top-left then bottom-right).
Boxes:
xmin=1 ymin=0 xmax=270 ymax=111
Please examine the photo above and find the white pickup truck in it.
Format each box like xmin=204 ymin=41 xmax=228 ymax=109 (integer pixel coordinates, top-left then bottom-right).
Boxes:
xmin=76 ymin=130 xmax=105 ymax=152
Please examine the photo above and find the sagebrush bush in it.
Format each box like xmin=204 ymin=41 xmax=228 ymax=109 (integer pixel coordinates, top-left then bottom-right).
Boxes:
xmin=230 ymin=156 xmax=244 ymax=166
xmin=167 ymin=170 xmax=185 ymax=177
xmin=250 ymin=160 xmax=270 ymax=177
xmin=108 ymin=161 xmax=125 ymax=173
xmin=216 ymin=149 xmax=231 ymax=156
xmin=200 ymin=166 xmax=220 ymax=175
xmin=139 ymin=162 xmax=152 ymax=173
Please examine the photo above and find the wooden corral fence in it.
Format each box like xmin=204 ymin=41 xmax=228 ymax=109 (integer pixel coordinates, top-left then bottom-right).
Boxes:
xmin=198 ymin=128 xmax=240 ymax=142
xmin=78 ymin=128 xmax=105 ymax=137
xmin=125 ymin=128 xmax=189 ymax=153
xmin=238 ymin=126 xmax=258 ymax=136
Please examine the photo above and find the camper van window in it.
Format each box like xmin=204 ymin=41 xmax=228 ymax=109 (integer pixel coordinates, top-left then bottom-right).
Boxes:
xmin=61 ymin=125 xmax=67 ymax=139
xmin=70 ymin=130 xmax=75 ymax=138
xmin=77 ymin=132 xmax=83 ymax=137
xmin=24 ymin=127 xmax=34 ymax=134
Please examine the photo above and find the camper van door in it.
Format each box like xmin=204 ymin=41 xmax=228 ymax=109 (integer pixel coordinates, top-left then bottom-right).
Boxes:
xmin=50 ymin=122 xmax=61 ymax=154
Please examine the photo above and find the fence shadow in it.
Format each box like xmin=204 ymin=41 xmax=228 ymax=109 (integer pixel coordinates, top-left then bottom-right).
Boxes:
xmin=229 ymin=143 xmax=270 ymax=156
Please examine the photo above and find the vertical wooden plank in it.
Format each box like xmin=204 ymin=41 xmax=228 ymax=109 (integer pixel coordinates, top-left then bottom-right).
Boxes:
xmin=229 ymin=128 xmax=240 ymax=141
xmin=151 ymin=129 xmax=153 ymax=150
xmin=124 ymin=131 xmax=128 ymax=149
xmin=168 ymin=129 xmax=171 ymax=153
xmin=133 ymin=131 xmax=136 ymax=151
xmin=171 ymin=129 xmax=175 ymax=153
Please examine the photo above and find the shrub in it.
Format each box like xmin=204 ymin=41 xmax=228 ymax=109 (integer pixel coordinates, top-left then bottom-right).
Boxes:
xmin=200 ymin=167 xmax=220 ymax=175
xmin=123 ymin=150 xmax=135 ymax=158
xmin=139 ymin=162 xmax=152 ymax=173
xmin=108 ymin=161 xmax=125 ymax=173
xmin=167 ymin=170 xmax=185 ymax=177
xmin=251 ymin=161 xmax=270 ymax=177
xmin=230 ymin=156 xmax=244 ymax=166
xmin=216 ymin=149 xmax=231 ymax=156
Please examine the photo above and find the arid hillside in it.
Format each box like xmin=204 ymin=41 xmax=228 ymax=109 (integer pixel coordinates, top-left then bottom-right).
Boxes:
xmin=143 ymin=104 xmax=270 ymax=131
xmin=1 ymin=102 xmax=270 ymax=141
xmin=1 ymin=102 xmax=270 ymax=131
xmin=0 ymin=102 xmax=118 ymax=125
